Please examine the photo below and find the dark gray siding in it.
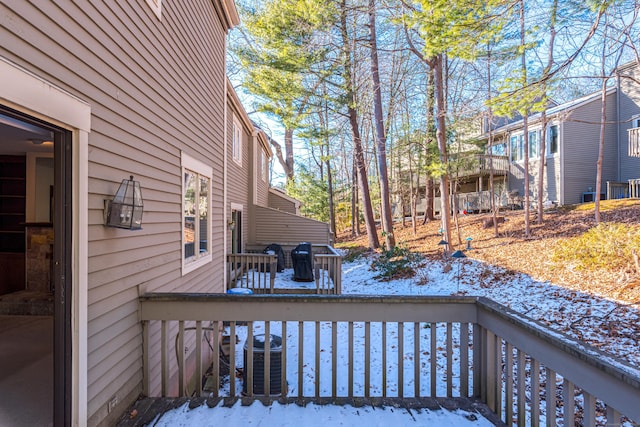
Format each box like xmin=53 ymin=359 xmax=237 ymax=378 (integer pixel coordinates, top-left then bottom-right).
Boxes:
xmin=617 ymin=64 xmax=640 ymax=181
xmin=1 ymin=1 xmax=228 ymax=424
xmin=561 ymin=91 xmax=617 ymax=204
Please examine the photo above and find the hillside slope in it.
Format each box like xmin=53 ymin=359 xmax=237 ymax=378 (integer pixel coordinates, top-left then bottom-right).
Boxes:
xmin=337 ymin=199 xmax=640 ymax=304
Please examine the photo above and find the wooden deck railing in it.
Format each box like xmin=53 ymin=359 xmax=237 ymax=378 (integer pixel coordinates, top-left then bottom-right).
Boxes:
xmin=227 ymin=253 xmax=277 ymax=294
xmin=453 ymin=154 xmax=510 ymax=178
xmin=139 ymin=295 xmax=639 ymax=426
xmin=231 ymin=244 xmax=342 ymax=295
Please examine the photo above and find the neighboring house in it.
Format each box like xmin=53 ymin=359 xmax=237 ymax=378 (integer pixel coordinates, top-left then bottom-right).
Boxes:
xmin=0 ymin=1 xmax=239 ymax=426
xmin=225 ymin=82 xmax=333 ymax=255
xmin=452 ymin=62 xmax=640 ymax=209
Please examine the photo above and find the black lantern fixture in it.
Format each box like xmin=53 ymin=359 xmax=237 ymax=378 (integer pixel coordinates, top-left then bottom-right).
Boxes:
xmin=104 ymin=175 xmax=143 ymax=230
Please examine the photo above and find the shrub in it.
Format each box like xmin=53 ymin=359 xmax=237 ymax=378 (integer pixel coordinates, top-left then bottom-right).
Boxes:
xmin=371 ymin=245 xmax=423 ymax=281
xmin=339 ymin=245 xmax=369 ymax=263
xmin=552 ymin=223 xmax=640 ymax=273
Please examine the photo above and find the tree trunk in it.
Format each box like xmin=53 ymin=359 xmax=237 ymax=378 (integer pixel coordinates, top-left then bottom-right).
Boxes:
xmin=368 ymin=0 xmax=395 ymax=249
xmin=434 ymin=54 xmax=452 ymax=248
xmin=486 ymin=47 xmax=500 ymax=237
xmin=326 ymin=156 xmax=336 ymax=238
xmin=520 ymin=0 xmax=531 ymax=238
xmin=537 ymin=0 xmax=557 ymax=224
xmin=341 ymin=0 xmax=379 ymax=249
xmin=423 ymin=66 xmax=436 ymax=224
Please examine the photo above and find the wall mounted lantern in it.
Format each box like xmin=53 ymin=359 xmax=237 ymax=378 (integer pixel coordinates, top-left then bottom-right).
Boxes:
xmin=227 ymin=220 xmax=236 ymax=231
xmin=104 ymin=175 xmax=143 ymax=230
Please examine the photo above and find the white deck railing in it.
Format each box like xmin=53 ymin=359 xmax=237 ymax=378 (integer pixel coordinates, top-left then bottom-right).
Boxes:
xmin=628 ymin=127 xmax=640 ymax=157
xmin=139 ymin=295 xmax=639 ymax=426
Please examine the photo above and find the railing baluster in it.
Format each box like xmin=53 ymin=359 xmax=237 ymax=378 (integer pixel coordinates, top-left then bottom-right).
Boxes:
xmin=545 ymin=368 xmax=556 ymax=427
xmin=195 ymin=321 xmax=202 ymax=396
xmin=382 ymin=321 xmax=387 ymax=398
xmin=517 ymin=349 xmax=526 ymax=426
xmin=606 ymin=405 xmax=621 ymax=426
xmin=142 ymin=320 xmax=150 ymax=396
xmin=431 ymin=323 xmax=437 ymax=396
xmin=460 ymin=322 xmax=469 ymax=397
xmin=365 ymin=321 xmax=370 ymax=398
xmin=398 ymin=321 xmax=404 ymax=398
xmin=230 ymin=322 xmax=237 ymax=396
xmin=161 ymin=320 xmax=168 ymax=397
xmin=485 ymin=330 xmax=496 ymax=410
xmin=315 ymin=321 xmax=321 ymax=397
xmin=583 ymin=392 xmax=596 ymax=427
xmin=505 ymin=342 xmax=514 ymax=425
xmin=414 ymin=322 xmax=420 ymax=397
xmin=177 ymin=321 xmax=187 ymax=395
xmin=331 ymin=321 xmax=337 ymax=397
xmin=348 ymin=321 xmax=354 ymax=398
xmin=446 ymin=322 xmax=453 ymax=397
xmin=264 ymin=321 xmax=271 ymax=396
xmin=563 ymin=379 xmax=575 ymax=426
xmin=494 ymin=338 xmax=502 ymax=419
xmin=212 ymin=321 xmax=220 ymax=398
xmin=473 ymin=324 xmax=481 ymax=399
xmin=247 ymin=322 xmax=254 ymax=396
xmin=531 ymin=358 xmax=540 ymax=427
xmin=298 ymin=321 xmax=304 ymax=397
xmin=281 ymin=321 xmax=287 ymax=397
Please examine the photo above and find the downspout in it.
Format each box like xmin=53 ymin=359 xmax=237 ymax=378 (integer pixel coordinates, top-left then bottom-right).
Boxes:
xmin=616 ymin=72 xmax=621 ymax=182
xmin=223 ymin=78 xmax=229 ymax=287
xmin=559 ymin=120 xmax=564 ymax=205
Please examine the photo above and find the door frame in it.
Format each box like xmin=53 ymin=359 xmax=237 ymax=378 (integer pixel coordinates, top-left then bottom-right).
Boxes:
xmin=0 ymin=56 xmax=90 ymax=425
xmin=230 ymin=202 xmax=243 ymax=254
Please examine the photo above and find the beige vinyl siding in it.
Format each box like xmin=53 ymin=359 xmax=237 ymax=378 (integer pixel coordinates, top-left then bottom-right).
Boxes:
xmin=1 ymin=1 xmax=228 ymax=424
xmin=618 ymin=65 xmax=640 ymax=181
xmin=561 ymin=91 xmax=617 ymax=205
xmin=227 ymin=101 xmax=251 ymax=253
xmin=268 ymin=190 xmax=298 ymax=214
xmin=253 ymin=205 xmax=331 ymax=245
xmin=255 ymin=145 xmax=270 ymax=207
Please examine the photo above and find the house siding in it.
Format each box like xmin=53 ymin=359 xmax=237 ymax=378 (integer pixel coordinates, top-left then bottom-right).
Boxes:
xmin=505 ymin=91 xmax=617 ymax=206
xmin=255 ymin=144 xmax=270 ymax=207
xmin=253 ymin=205 xmax=331 ymax=245
xmin=1 ymin=1 xmax=229 ymax=425
xmin=561 ymin=91 xmax=617 ymax=204
xmin=268 ymin=190 xmax=298 ymax=214
xmin=617 ymin=64 xmax=640 ymax=182
xmin=227 ymin=101 xmax=250 ymax=253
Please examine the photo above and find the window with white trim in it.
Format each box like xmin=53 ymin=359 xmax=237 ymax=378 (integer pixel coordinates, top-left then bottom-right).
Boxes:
xmin=528 ymin=130 xmax=539 ymax=158
xmin=548 ymin=125 xmax=558 ymax=155
xmin=232 ymin=115 xmax=242 ymax=165
xmin=182 ymin=153 xmax=212 ymax=273
xmin=510 ymin=134 xmax=523 ymax=162
xmin=632 ymin=117 xmax=640 ymax=129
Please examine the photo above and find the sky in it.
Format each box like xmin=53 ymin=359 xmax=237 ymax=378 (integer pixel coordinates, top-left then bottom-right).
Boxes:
xmin=147 ymin=254 xmax=639 ymax=426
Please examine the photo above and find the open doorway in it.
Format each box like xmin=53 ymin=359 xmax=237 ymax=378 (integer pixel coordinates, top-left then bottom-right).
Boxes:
xmin=231 ymin=209 xmax=243 ymax=254
xmin=0 ymin=107 xmax=72 ymax=426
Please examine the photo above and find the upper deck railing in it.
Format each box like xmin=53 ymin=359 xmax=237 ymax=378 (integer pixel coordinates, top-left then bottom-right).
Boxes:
xmin=227 ymin=244 xmax=342 ymax=294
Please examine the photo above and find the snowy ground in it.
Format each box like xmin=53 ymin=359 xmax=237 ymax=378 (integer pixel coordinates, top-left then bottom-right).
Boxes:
xmin=149 ymin=254 xmax=640 ymax=426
